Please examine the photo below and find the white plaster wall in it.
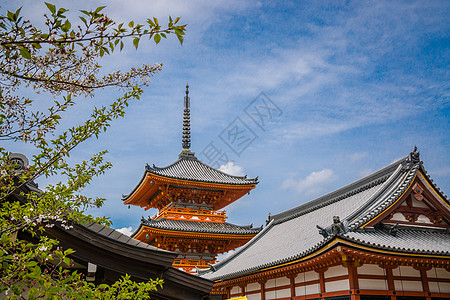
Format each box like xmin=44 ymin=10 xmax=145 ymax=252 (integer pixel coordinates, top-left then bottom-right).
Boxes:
xmin=427 ymin=267 xmax=450 ymax=278
xmin=305 ymin=283 xmax=320 ymax=294
xmin=325 ymin=265 xmax=348 ymax=277
xmin=357 ymin=264 xmax=385 ymax=276
xmin=246 ymin=293 xmax=261 ymax=300
xmin=266 ymin=278 xmax=276 ymax=288
xmin=265 ymin=290 xmax=276 ymax=300
xmin=246 ymin=282 xmax=260 ymax=293
xmin=276 ymin=276 xmax=290 ymax=287
xmin=394 ymin=280 xmax=422 ymax=292
xmin=391 ymin=212 xmax=408 ymax=222
xmin=411 ymin=197 xmax=428 ymax=208
xmin=297 ymin=271 xmax=318 ymax=282
xmin=436 ymin=282 xmax=450 ymax=293
xmin=359 ymin=279 xmax=387 ymax=290
xmin=295 ymin=285 xmax=306 ymax=296
xmin=230 ymin=286 xmax=240 ymax=295
xmin=392 ymin=265 xmax=420 ymax=277
xmin=325 ymin=279 xmax=349 ymax=292
xmin=429 ymin=281 xmax=438 ymax=293
xmin=416 ymin=214 xmax=432 ymax=224
xmin=270 ymin=288 xmax=290 ymax=299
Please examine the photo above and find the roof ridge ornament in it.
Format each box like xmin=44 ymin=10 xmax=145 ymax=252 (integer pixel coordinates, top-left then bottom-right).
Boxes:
xmin=182 ymin=83 xmax=191 ymax=150
xmin=316 ymin=216 xmax=348 ymax=238
xmin=404 ymin=146 xmax=421 ymax=170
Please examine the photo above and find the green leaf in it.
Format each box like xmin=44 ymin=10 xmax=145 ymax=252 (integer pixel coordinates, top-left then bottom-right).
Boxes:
xmin=61 ymin=20 xmax=71 ymax=32
xmin=94 ymin=6 xmax=106 ymax=14
xmin=7 ymin=11 xmax=15 ymax=21
xmin=154 ymin=34 xmax=161 ymax=44
xmin=79 ymin=16 xmax=87 ymax=26
xmin=120 ymin=41 xmax=124 ymax=51
xmin=57 ymin=8 xmax=68 ymax=16
xmin=128 ymin=21 xmax=134 ymax=28
xmin=45 ymin=2 xmax=56 ymax=14
xmin=133 ymin=37 xmax=139 ymax=49
xmin=25 ymin=261 xmax=38 ymax=268
xmin=177 ymin=34 xmax=184 ymax=45
xmin=20 ymin=47 xmax=31 ymax=59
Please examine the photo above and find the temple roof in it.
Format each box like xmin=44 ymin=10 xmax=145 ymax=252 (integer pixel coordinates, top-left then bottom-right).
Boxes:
xmin=200 ymin=150 xmax=450 ymax=281
xmin=138 ymin=217 xmax=262 ymax=235
xmin=144 ymin=150 xmax=258 ymax=186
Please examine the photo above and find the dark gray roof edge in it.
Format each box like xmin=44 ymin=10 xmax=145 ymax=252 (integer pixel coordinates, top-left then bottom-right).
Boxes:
xmin=419 ymin=164 xmax=450 ymax=205
xmin=147 ymin=155 xmax=259 ymax=185
xmin=81 ymin=222 xmax=174 ymax=255
xmin=345 ymin=163 xmax=405 ymax=224
xmin=271 ymin=156 xmax=408 ymax=224
xmin=348 ymin=162 xmax=421 ymax=230
xmin=164 ymin=267 xmax=214 ymax=294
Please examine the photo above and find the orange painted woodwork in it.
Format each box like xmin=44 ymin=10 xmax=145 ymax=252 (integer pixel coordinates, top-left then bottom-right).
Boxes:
xmin=123 ymin=87 xmax=260 ymax=273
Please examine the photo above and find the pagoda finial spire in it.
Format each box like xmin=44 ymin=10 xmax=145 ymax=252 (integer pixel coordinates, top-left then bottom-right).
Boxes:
xmin=182 ymin=83 xmax=191 ymax=150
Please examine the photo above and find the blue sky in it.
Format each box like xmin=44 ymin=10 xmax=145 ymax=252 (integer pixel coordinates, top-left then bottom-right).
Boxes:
xmin=3 ymin=1 xmax=450 ymax=236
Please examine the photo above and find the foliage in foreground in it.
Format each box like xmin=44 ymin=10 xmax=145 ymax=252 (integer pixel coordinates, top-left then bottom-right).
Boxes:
xmin=0 ymin=2 xmax=185 ymax=298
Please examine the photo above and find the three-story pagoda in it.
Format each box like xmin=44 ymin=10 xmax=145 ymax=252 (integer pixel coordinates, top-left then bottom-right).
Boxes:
xmin=123 ymin=85 xmax=261 ymax=273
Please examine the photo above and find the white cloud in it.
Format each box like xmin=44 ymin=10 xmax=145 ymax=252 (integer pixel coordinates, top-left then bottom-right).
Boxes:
xmin=282 ymin=169 xmax=337 ymax=197
xmin=216 ymin=246 xmax=243 ymax=263
xmin=219 ymin=161 xmax=245 ymax=176
xmin=116 ymin=226 xmax=134 ymax=236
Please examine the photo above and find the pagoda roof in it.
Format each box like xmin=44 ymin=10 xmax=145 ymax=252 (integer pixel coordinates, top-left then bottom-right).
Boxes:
xmin=145 ymin=150 xmax=258 ymax=186
xmin=200 ymin=150 xmax=450 ymax=281
xmin=138 ymin=217 xmax=263 ymax=235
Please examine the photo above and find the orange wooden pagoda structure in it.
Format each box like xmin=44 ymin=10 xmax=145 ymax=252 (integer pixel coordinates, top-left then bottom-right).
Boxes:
xmin=123 ymin=85 xmax=261 ymax=273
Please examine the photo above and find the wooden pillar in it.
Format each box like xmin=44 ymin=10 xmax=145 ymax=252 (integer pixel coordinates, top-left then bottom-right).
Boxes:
xmin=259 ymin=279 xmax=267 ymax=300
xmin=347 ymin=263 xmax=360 ymax=300
xmin=381 ymin=265 xmax=397 ymax=300
xmin=414 ymin=265 xmax=432 ymax=300
xmin=315 ymin=267 xmax=328 ymax=299
xmin=287 ymin=274 xmax=297 ymax=298
xmin=240 ymin=285 xmax=246 ymax=297
xmin=226 ymin=287 xmax=231 ymax=299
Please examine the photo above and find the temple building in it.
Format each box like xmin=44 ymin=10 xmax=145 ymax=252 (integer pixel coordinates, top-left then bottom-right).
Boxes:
xmin=123 ymin=85 xmax=261 ymax=273
xmin=201 ymin=148 xmax=450 ymax=300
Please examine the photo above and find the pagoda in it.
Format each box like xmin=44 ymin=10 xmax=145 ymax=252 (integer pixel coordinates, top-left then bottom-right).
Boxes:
xmin=123 ymin=85 xmax=261 ymax=273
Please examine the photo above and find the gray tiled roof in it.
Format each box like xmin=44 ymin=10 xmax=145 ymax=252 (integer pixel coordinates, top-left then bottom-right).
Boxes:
xmin=343 ymin=228 xmax=450 ymax=255
xmin=201 ymin=152 xmax=450 ymax=281
xmin=145 ymin=151 xmax=258 ymax=185
xmin=140 ymin=218 xmax=262 ymax=235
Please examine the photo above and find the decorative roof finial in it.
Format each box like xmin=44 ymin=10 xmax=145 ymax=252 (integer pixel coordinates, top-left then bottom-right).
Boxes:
xmin=182 ymin=84 xmax=191 ymax=150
